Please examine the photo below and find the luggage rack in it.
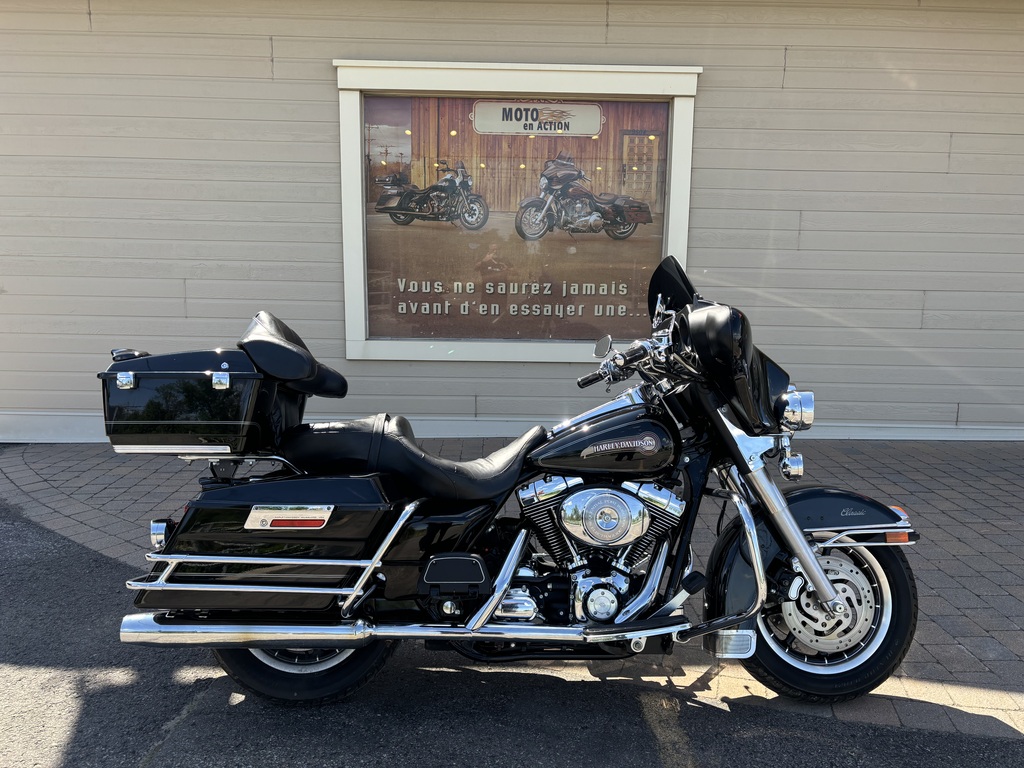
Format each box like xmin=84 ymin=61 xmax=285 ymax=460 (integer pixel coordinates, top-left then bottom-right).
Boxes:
xmin=126 ymin=500 xmax=420 ymax=616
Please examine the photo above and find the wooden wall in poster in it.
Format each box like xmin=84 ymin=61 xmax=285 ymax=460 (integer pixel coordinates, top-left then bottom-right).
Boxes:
xmin=406 ymin=98 xmax=669 ymax=214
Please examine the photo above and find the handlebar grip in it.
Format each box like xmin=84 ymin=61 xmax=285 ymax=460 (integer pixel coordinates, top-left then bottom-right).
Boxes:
xmin=577 ymin=371 xmax=604 ymax=389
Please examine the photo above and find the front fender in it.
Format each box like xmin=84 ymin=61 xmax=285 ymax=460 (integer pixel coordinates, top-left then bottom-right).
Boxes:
xmin=704 ymin=486 xmax=913 ymax=619
xmin=518 ymin=195 xmax=546 ymax=208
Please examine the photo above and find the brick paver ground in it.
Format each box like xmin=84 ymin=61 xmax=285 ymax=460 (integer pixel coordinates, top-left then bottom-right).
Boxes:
xmin=2 ymin=439 xmax=1023 ymax=737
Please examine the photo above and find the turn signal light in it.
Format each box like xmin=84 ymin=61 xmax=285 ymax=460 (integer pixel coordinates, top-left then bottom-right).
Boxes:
xmin=885 ymin=531 xmax=911 ymax=544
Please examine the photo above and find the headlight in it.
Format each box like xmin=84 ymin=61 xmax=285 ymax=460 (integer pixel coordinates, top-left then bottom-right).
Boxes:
xmin=778 ymin=386 xmax=814 ymax=431
xmin=539 ymin=176 xmax=548 ymax=194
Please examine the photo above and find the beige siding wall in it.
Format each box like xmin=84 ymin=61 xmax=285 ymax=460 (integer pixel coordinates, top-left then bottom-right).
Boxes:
xmin=1 ymin=0 xmax=1022 ymax=439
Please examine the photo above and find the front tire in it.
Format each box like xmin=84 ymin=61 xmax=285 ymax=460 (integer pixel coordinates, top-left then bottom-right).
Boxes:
xmin=742 ymin=541 xmax=917 ymax=703
xmin=213 ymin=641 xmax=397 ymax=705
xmin=459 ymin=196 xmax=489 ymax=230
xmin=514 ymin=200 xmax=549 ymax=240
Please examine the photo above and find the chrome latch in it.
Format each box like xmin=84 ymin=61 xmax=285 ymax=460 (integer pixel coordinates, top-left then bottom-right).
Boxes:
xmin=115 ymin=372 xmax=137 ymax=390
xmin=211 ymin=372 xmax=230 ymax=390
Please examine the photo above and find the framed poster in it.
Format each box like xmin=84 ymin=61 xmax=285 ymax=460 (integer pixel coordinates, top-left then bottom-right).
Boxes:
xmin=335 ymin=61 xmax=701 ymax=361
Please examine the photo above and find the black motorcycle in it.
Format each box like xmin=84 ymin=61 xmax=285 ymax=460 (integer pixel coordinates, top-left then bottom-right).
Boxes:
xmin=102 ymin=257 xmax=918 ymax=705
xmin=374 ymin=160 xmax=489 ymax=229
xmin=515 ymin=151 xmax=653 ymax=241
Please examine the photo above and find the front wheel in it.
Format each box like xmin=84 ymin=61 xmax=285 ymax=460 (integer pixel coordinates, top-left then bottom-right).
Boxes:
xmin=742 ymin=541 xmax=917 ymax=703
xmin=459 ymin=196 xmax=489 ymax=230
xmin=515 ymin=200 xmax=549 ymax=240
xmin=213 ymin=641 xmax=397 ymax=705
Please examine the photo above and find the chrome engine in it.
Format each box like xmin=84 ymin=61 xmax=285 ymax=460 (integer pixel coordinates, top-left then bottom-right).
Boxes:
xmin=567 ymin=200 xmax=604 ymax=232
xmin=511 ymin=477 xmax=685 ymax=625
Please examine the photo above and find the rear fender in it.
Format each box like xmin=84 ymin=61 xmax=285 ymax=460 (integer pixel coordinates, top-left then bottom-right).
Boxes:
xmin=704 ymin=486 xmax=916 ymax=619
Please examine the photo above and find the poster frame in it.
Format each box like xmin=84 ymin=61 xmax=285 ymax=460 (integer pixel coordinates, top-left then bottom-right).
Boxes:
xmin=334 ymin=60 xmax=702 ymax=362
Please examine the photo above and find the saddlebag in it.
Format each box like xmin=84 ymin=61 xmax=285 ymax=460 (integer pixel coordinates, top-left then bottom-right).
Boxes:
xmin=618 ymin=197 xmax=653 ymax=224
xmin=131 ymin=475 xmax=401 ymax=613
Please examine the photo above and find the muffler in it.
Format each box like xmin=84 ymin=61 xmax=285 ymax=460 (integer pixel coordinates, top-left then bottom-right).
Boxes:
xmin=120 ymin=612 xmax=691 ymax=648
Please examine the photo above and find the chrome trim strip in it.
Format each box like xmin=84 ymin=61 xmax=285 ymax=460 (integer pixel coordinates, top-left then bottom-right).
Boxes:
xmin=119 ymin=612 xmax=698 ymax=648
xmin=145 ymin=553 xmax=370 ymax=568
xmin=804 ymin=520 xmax=912 ymax=532
xmin=467 ymin=527 xmax=530 ymax=631
xmin=125 ymin=580 xmax=360 ymax=596
xmin=614 ymin=541 xmax=668 ymax=624
xmin=339 ymin=499 xmax=421 ymax=616
xmin=817 ymin=529 xmax=918 ymax=548
xmin=113 ymin=444 xmax=233 ymax=455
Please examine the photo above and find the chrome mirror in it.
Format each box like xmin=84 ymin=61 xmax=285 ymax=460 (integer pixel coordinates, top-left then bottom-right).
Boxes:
xmin=593 ymin=335 xmax=613 ymax=359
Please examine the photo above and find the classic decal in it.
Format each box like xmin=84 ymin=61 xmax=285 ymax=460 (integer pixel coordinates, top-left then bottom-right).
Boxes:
xmin=581 ymin=432 xmax=660 ymax=458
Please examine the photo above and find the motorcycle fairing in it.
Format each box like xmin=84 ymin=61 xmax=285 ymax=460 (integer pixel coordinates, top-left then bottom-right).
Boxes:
xmin=704 ymin=487 xmax=917 ymax=618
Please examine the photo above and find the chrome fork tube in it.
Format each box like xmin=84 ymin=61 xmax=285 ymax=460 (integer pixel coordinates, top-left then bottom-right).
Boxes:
xmin=728 ymin=467 xmax=846 ymax=616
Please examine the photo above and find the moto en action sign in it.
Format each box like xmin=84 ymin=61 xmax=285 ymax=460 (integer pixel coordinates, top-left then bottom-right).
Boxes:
xmin=363 ymin=95 xmax=668 ymax=342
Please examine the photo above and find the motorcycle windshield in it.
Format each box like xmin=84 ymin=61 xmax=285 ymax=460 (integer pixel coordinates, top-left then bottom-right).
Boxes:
xmin=647 ymin=257 xmax=697 ymax=318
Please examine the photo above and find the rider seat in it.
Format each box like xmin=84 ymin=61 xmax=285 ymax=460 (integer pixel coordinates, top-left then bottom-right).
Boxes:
xmin=281 ymin=414 xmax=546 ymax=502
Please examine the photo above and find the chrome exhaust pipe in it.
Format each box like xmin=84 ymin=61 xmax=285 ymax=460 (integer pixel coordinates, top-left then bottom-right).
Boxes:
xmin=120 ymin=612 xmax=692 ymax=648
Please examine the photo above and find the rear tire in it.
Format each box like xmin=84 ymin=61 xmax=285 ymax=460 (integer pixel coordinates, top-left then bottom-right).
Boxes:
xmin=388 ymin=213 xmax=414 ymax=225
xmin=214 ymin=641 xmax=397 ymax=705
xmin=742 ymin=541 xmax=917 ymax=703
xmin=604 ymin=222 xmax=638 ymax=240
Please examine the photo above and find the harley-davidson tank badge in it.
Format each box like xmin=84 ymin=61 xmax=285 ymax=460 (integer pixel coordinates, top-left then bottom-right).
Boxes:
xmin=581 ymin=432 xmax=660 ymax=459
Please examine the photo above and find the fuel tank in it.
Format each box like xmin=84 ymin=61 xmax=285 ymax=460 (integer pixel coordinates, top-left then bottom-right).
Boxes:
xmin=529 ymin=398 xmax=678 ymax=478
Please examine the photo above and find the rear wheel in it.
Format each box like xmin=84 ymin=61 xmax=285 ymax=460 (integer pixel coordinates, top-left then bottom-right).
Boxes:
xmin=742 ymin=540 xmax=917 ymax=703
xmin=604 ymin=222 xmax=638 ymax=240
xmin=388 ymin=212 xmax=414 ymax=225
xmin=214 ymin=641 xmax=397 ymax=705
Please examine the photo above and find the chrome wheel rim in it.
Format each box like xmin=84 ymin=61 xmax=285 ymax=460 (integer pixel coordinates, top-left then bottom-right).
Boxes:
xmin=248 ymin=648 xmax=355 ymax=674
xmin=610 ymin=223 xmax=637 ymax=237
xmin=519 ymin=206 xmax=546 ymax=237
xmin=758 ymin=543 xmax=892 ymax=675
xmin=462 ymin=201 xmax=485 ymax=226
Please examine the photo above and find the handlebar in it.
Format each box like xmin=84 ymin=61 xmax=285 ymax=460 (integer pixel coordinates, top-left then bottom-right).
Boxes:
xmin=576 ymin=340 xmax=654 ymax=389
xmin=577 ymin=370 xmax=605 ymax=389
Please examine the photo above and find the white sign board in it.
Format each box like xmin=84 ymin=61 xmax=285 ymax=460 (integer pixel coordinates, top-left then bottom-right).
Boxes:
xmin=471 ymin=101 xmax=604 ymax=136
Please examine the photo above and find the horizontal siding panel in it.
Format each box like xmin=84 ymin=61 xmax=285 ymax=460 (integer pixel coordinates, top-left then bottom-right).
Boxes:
xmin=0 ymin=276 xmax=182 ymax=298
xmin=695 ymin=88 xmax=1024 ymax=116
xmin=2 ymin=197 xmax=341 ymax=224
xmin=0 ymin=11 xmax=90 ymax=31
xmin=952 ymin=133 xmax=1024 ymax=155
xmin=691 ymin=149 xmax=949 ymax=173
xmin=785 ymin=46 xmax=1024 ymax=73
xmin=1 ymin=239 xmax=341 ymax=264
xmin=957 ymin=404 xmax=1024 ymax=424
xmin=699 ymin=267 xmax=1024 ymax=292
xmin=797 ymin=231 xmax=1024 ymax=254
xmin=696 ymin=107 xmax=1024 ymax=136
xmin=785 ymin=69 xmax=1024 ymax=95
xmin=182 ymin=298 xmax=343 ymax=322
xmin=802 ymin=211 xmax=1024 ymax=235
xmin=689 ymin=249 xmax=1024 ymax=274
xmin=949 ymin=153 xmax=1024 ymax=175
xmin=821 ymin=401 xmax=957 ymax=423
xmin=0 ymin=73 xmax=334 ymax=101
xmin=708 ymin=286 xmax=925 ymax=311
xmin=736 ymin=306 xmax=923 ymax=330
xmin=924 ymin=310 xmax=1024 ymax=330
xmin=0 ymin=157 xmax=338 ymax=182
xmin=693 ymin=128 xmax=951 ymax=153
xmin=0 ymin=30 xmax=271 ymax=56
xmin=0 ymin=217 xmax=341 ymax=242
xmin=689 ymin=209 xmax=801 ymax=231
xmin=691 ymin=189 xmax=1024 ymax=215
xmin=692 ymin=169 xmax=1023 ymax=196
xmin=812 ymin=382 xmax=1024 ymax=403
xmin=925 ymin=291 xmax=1024 ymax=311
xmin=186 ymin=279 xmax=341 ymax=302
xmin=0 ymin=115 xmax=337 ymax=143
xmin=773 ymin=345 xmax=1024 ymax=369
xmin=689 ymin=229 xmax=800 ymax=250
xmin=0 ymin=93 xmax=336 ymax=123
xmin=0 ymin=52 xmax=272 ymax=79
xmin=0 ymin=177 xmax=340 ymax=204
xmin=806 ymin=365 xmax=1023 ymax=387
xmin=0 ymin=136 xmax=336 ymax=163
xmin=0 ymin=295 xmax=185 ymax=317
xmin=753 ymin=326 xmax=1024 ymax=350
xmin=0 ymin=255 xmax=342 ymax=281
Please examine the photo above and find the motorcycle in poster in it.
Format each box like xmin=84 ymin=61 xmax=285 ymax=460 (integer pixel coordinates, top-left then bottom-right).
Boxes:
xmin=374 ymin=159 xmax=489 ymax=230
xmin=102 ymin=257 xmax=919 ymax=706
